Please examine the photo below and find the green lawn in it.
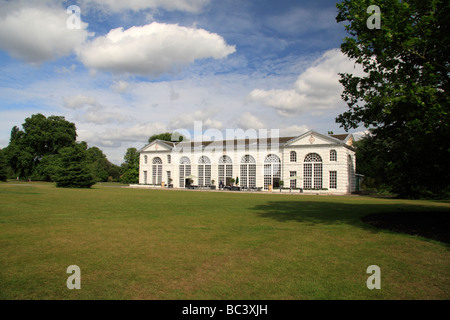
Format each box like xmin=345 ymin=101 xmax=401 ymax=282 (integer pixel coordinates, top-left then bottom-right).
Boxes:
xmin=0 ymin=182 xmax=449 ymax=300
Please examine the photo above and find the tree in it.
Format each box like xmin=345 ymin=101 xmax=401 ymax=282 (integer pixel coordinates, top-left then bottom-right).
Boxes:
xmin=148 ymin=132 xmax=185 ymax=143
xmin=4 ymin=114 xmax=77 ymax=180
xmin=54 ymin=142 xmax=96 ymax=188
xmin=120 ymin=147 xmax=139 ymax=184
xmin=336 ymin=0 xmax=450 ymax=198
xmin=353 ymin=134 xmax=392 ymax=193
xmin=86 ymin=146 xmax=120 ymax=182
xmin=0 ymin=149 xmax=8 ymax=182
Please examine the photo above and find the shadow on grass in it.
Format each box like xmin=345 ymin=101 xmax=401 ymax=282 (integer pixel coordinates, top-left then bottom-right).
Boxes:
xmin=250 ymin=199 xmax=450 ymax=244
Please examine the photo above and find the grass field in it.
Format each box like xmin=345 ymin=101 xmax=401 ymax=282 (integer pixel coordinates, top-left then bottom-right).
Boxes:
xmin=0 ymin=182 xmax=449 ymax=300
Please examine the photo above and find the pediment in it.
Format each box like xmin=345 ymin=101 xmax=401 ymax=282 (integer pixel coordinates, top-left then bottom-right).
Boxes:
xmin=139 ymin=140 xmax=173 ymax=153
xmin=284 ymin=131 xmax=342 ymax=146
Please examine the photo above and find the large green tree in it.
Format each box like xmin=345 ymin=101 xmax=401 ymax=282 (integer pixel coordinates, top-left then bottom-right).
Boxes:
xmin=54 ymin=142 xmax=96 ymax=188
xmin=336 ymin=0 xmax=450 ymax=198
xmin=120 ymin=147 xmax=139 ymax=184
xmin=5 ymin=114 xmax=77 ymax=180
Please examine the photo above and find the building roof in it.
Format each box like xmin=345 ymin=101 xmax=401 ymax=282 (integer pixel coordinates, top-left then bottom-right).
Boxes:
xmin=139 ymin=130 xmax=354 ymax=153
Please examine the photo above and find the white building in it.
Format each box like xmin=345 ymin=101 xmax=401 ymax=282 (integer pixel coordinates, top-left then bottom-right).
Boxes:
xmin=137 ymin=130 xmax=357 ymax=194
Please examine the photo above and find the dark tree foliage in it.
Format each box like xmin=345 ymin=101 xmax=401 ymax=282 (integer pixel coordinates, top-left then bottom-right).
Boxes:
xmin=0 ymin=149 xmax=8 ymax=182
xmin=148 ymin=132 xmax=184 ymax=143
xmin=4 ymin=114 xmax=120 ymax=186
xmin=336 ymin=0 xmax=450 ymax=198
xmin=86 ymin=146 xmax=121 ymax=182
xmin=120 ymin=147 xmax=139 ymax=184
xmin=55 ymin=143 xmax=96 ymax=188
xmin=4 ymin=114 xmax=77 ymax=180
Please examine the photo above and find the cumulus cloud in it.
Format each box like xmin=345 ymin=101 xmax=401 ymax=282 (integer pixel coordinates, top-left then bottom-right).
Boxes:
xmin=77 ymin=22 xmax=236 ymax=76
xmin=82 ymin=111 xmax=130 ymax=125
xmin=80 ymin=0 xmax=210 ymax=13
xmin=78 ymin=123 xmax=168 ymax=148
xmin=169 ymin=108 xmax=222 ymax=131
xmin=280 ymin=125 xmax=310 ymax=137
xmin=247 ymin=49 xmax=365 ymax=116
xmin=63 ymin=95 xmax=102 ymax=110
xmin=236 ymin=112 xmax=265 ymax=130
xmin=111 ymin=80 xmax=131 ymax=93
xmin=63 ymin=94 xmax=131 ymax=125
xmin=0 ymin=1 xmax=90 ymax=64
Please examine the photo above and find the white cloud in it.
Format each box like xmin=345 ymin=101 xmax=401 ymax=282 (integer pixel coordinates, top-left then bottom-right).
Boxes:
xmin=78 ymin=123 xmax=168 ymax=148
xmin=0 ymin=1 xmax=90 ymax=64
xmin=63 ymin=94 xmax=132 ymax=125
xmin=63 ymin=95 xmax=102 ymax=110
xmin=111 ymin=80 xmax=130 ymax=93
xmin=77 ymin=22 xmax=236 ymax=76
xmin=280 ymin=125 xmax=310 ymax=137
xmin=82 ymin=111 xmax=131 ymax=125
xmin=236 ymin=112 xmax=265 ymax=130
xmin=169 ymin=108 xmax=223 ymax=131
xmin=247 ymin=49 xmax=365 ymax=116
xmin=80 ymin=0 xmax=210 ymax=13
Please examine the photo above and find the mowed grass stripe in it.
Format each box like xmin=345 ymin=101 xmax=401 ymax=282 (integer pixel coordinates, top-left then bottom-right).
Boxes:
xmin=0 ymin=182 xmax=449 ymax=299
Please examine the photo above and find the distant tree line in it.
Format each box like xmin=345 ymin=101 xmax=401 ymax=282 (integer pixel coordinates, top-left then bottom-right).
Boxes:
xmin=0 ymin=114 xmax=133 ymax=187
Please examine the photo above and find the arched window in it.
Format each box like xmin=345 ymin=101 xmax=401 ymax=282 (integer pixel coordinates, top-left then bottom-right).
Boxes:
xmin=240 ymin=155 xmax=256 ymax=188
xmin=198 ymin=156 xmax=211 ymax=186
xmin=179 ymin=156 xmax=191 ymax=187
xmin=264 ymin=154 xmax=281 ymax=189
xmin=152 ymin=157 xmax=162 ymax=185
xmin=290 ymin=151 xmax=297 ymax=162
xmin=304 ymin=153 xmax=322 ymax=189
xmin=330 ymin=150 xmax=337 ymax=162
xmin=218 ymin=155 xmax=233 ymax=187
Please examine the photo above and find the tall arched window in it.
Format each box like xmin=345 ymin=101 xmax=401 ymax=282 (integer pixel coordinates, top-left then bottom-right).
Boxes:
xmin=152 ymin=157 xmax=162 ymax=185
xmin=240 ymin=155 xmax=256 ymax=188
xmin=218 ymin=155 xmax=233 ymax=186
xmin=264 ymin=154 xmax=281 ymax=189
xmin=198 ymin=156 xmax=211 ymax=186
xmin=304 ymin=153 xmax=322 ymax=189
xmin=330 ymin=150 xmax=337 ymax=162
xmin=179 ymin=157 xmax=191 ymax=187
xmin=290 ymin=151 xmax=297 ymax=162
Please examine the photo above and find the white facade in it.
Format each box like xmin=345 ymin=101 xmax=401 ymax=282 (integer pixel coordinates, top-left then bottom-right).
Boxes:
xmin=138 ymin=130 xmax=357 ymax=194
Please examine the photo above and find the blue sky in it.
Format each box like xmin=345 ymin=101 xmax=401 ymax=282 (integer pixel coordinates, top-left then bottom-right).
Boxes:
xmin=0 ymin=0 xmax=365 ymax=164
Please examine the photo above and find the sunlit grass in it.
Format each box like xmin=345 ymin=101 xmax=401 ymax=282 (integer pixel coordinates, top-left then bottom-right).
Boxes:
xmin=0 ymin=182 xmax=448 ymax=299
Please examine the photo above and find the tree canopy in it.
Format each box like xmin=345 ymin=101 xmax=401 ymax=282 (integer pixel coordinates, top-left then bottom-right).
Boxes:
xmin=336 ymin=0 xmax=450 ymax=198
xmin=3 ymin=114 xmax=121 ymax=186
xmin=5 ymin=114 xmax=77 ymax=179
xmin=55 ymin=142 xmax=96 ymax=189
xmin=148 ymin=132 xmax=185 ymax=144
xmin=0 ymin=149 xmax=8 ymax=182
xmin=120 ymin=147 xmax=139 ymax=184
